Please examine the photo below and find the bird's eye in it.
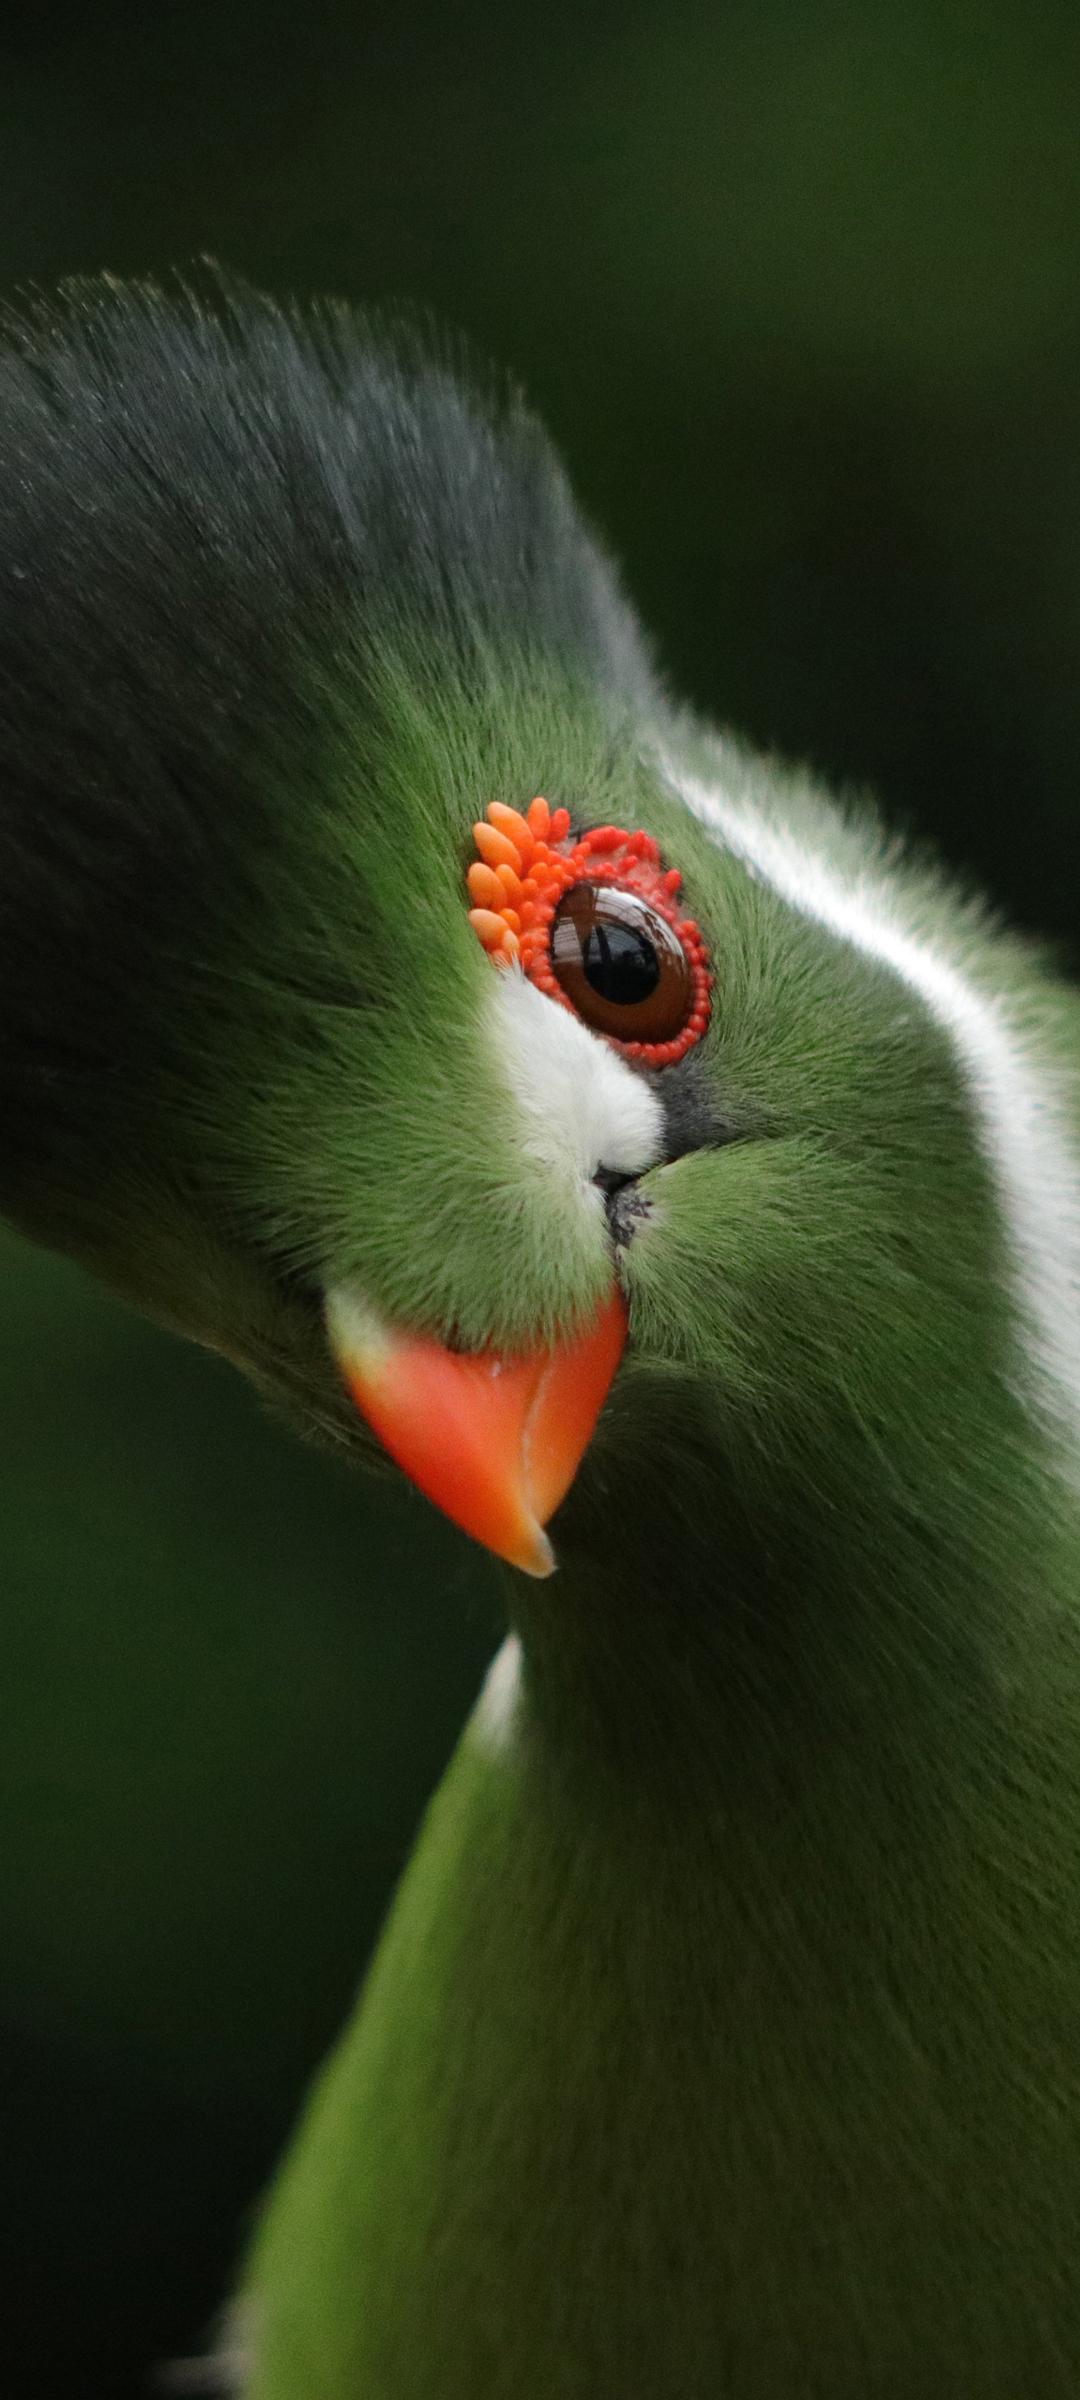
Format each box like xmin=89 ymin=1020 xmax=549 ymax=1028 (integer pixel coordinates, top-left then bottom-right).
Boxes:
xmin=466 ymin=798 xmax=712 ymax=1066
xmin=550 ymin=884 xmax=692 ymax=1042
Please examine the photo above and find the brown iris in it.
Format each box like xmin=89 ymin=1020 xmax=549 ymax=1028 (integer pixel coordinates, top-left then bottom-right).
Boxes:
xmin=550 ymin=882 xmax=693 ymax=1043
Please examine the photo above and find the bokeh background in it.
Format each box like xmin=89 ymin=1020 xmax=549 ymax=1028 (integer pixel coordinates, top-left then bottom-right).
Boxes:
xmin=2 ymin=4 xmax=1079 ymax=2391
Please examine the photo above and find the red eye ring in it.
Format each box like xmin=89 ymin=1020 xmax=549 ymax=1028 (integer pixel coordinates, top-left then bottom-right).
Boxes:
xmin=466 ymin=799 xmax=712 ymax=1066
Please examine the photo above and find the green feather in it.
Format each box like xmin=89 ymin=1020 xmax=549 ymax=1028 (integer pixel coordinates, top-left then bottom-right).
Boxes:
xmin=2 ymin=280 xmax=1079 ymax=2394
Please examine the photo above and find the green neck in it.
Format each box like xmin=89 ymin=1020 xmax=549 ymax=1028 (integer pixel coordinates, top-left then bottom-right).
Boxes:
xmin=245 ymin=1423 xmax=1080 ymax=2400
xmin=509 ymin=1357 xmax=1064 ymax=1824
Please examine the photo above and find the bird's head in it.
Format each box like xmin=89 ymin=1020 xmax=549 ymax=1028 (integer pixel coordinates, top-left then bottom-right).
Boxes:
xmin=2 ymin=281 xmax=1075 ymax=1737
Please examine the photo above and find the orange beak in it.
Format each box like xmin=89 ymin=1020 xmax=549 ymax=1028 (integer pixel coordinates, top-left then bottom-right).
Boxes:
xmin=326 ymin=1286 xmax=627 ymax=1576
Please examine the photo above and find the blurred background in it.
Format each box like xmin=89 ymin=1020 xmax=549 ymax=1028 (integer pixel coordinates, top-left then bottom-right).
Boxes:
xmin=2 ymin=2 xmax=1078 ymax=2390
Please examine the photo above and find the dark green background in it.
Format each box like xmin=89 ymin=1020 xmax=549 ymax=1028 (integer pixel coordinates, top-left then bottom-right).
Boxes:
xmin=2 ymin=5 xmax=1078 ymax=2391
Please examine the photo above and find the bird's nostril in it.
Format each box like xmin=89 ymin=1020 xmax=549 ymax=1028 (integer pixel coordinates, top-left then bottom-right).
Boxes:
xmin=593 ymin=1164 xmax=652 ymax=1251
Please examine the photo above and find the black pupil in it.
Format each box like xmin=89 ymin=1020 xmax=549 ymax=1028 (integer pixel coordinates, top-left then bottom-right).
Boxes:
xmin=582 ymin=921 xmax=661 ymax=1007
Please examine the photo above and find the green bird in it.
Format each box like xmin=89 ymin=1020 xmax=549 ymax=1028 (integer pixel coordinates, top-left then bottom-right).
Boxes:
xmin=3 ymin=279 xmax=1080 ymax=2400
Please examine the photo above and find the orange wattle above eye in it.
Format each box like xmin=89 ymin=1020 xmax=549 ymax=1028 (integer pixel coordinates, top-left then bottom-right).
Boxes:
xmin=465 ymin=801 xmax=712 ymax=1068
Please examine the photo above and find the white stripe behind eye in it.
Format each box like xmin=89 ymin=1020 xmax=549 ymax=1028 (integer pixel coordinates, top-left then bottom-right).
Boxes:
xmin=658 ymin=745 xmax=1080 ymax=1453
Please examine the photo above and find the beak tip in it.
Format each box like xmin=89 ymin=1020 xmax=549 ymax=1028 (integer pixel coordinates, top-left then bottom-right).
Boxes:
xmin=512 ymin=1523 xmax=557 ymax=1578
xmin=328 ymin=1284 xmax=625 ymax=1580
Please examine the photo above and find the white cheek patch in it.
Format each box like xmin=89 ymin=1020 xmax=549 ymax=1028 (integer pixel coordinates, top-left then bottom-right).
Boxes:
xmin=659 ymin=743 xmax=1080 ymax=1454
xmin=489 ymin=967 xmax=664 ymax=1199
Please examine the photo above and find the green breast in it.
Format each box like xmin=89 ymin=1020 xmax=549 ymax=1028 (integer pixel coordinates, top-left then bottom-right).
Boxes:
xmin=244 ymin=1632 xmax=1080 ymax=2400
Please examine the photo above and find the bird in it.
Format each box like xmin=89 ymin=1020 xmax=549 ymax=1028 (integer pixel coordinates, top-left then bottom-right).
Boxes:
xmin=2 ymin=275 xmax=1080 ymax=2400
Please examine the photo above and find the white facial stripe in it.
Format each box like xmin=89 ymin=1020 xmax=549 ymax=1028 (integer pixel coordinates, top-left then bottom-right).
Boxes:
xmin=489 ymin=967 xmax=664 ymax=1201
xmin=660 ymin=747 xmax=1080 ymax=1450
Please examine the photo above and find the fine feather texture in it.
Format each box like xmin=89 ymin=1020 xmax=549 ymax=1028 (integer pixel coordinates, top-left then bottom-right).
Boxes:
xmin=488 ymin=967 xmax=665 ymax=1197
xmin=0 ymin=274 xmax=653 ymax=1348
xmin=661 ymin=732 xmax=1080 ymax=1461
xmin=1 ymin=281 xmax=1079 ymax=2395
